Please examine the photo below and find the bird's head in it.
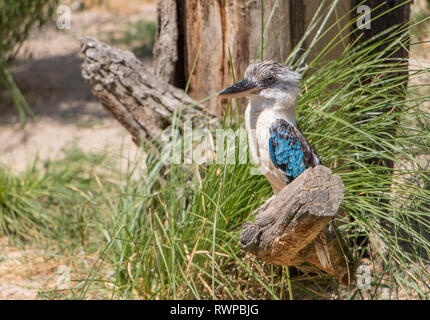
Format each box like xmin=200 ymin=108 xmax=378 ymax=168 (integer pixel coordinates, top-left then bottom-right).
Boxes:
xmin=218 ymin=61 xmax=301 ymax=106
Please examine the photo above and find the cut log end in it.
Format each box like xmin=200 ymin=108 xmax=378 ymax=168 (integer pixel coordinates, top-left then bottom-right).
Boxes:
xmin=239 ymin=165 xmax=352 ymax=284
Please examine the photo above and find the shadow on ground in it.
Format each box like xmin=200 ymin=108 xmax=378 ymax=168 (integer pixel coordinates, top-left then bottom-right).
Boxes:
xmin=0 ymin=52 xmax=109 ymax=125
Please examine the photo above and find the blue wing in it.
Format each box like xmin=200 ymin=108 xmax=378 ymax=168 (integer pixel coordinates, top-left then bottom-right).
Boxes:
xmin=269 ymin=119 xmax=320 ymax=184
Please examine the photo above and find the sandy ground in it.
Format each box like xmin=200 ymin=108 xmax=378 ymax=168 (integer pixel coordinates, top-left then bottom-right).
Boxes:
xmin=0 ymin=237 xmax=105 ymax=299
xmin=0 ymin=3 xmax=157 ymax=172
xmin=0 ymin=237 xmax=66 ymax=299
xmin=0 ymin=2 xmax=156 ymax=299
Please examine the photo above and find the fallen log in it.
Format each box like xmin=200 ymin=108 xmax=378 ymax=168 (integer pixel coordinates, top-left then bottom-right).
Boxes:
xmin=240 ymin=165 xmax=351 ymax=284
xmin=80 ymin=37 xmax=215 ymax=145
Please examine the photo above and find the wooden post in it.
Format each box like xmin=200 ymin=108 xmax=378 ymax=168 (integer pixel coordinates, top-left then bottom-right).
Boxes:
xmin=153 ymin=0 xmax=350 ymax=115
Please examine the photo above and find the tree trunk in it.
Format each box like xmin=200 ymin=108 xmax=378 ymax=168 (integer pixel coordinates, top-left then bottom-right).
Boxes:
xmin=154 ymin=0 xmax=350 ymax=115
xmin=153 ymin=0 xmax=185 ymax=88
xmin=351 ymin=0 xmax=411 ymax=170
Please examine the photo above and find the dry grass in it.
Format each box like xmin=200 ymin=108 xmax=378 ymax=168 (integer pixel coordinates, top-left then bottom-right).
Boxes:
xmin=0 ymin=237 xmax=106 ymax=299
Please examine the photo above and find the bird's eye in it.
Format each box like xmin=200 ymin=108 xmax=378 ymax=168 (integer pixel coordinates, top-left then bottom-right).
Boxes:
xmin=266 ymin=76 xmax=275 ymax=84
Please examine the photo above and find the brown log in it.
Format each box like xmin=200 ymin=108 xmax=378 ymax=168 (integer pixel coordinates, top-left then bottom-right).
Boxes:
xmin=239 ymin=165 xmax=351 ymax=284
xmin=80 ymin=37 xmax=215 ymax=145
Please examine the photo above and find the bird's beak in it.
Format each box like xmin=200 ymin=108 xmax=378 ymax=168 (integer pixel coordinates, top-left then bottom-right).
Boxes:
xmin=217 ymin=79 xmax=259 ymax=98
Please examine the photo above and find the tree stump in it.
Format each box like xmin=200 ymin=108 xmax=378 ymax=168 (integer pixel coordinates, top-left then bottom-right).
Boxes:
xmin=239 ymin=165 xmax=351 ymax=284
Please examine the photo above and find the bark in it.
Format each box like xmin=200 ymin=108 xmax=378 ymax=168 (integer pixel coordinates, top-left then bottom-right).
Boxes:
xmin=153 ymin=0 xmax=184 ymax=87
xmin=80 ymin=37 xmax=215 ymax=145
xmin=239 ymin=165 xmax=351 ymax=284
xmin=289 ymin=0 xmax=306 ymax=57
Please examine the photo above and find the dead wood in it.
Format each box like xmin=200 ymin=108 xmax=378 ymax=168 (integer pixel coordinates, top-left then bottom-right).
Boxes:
xmin=239 ymin=165 xmax=351 ymax=284
xmin=80 ymin=37 xmax=215 ymax=145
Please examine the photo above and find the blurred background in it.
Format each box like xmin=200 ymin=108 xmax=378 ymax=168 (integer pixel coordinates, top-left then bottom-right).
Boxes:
xmin=0 ymin=0 xmax=157 ymax=173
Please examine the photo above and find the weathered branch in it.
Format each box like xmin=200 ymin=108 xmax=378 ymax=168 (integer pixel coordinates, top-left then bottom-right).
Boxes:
xmin=239 ymin=165 xmax=351 ymax=284
xmin=80 ymin=37 xmax=215 ymax=145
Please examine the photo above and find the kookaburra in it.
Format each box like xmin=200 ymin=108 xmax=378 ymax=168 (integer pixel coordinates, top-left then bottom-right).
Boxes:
xmin=218 ymin=61 xmax=332 ymax=270
xmin=218 ymin=60 xmax=320 ymax=193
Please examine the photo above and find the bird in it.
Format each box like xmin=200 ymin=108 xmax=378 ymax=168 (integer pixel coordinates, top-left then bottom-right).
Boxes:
xmin=218 ymin=60 xmax=320 ymax=194
xmin=218 ymin=61 xmax=332 ymax=270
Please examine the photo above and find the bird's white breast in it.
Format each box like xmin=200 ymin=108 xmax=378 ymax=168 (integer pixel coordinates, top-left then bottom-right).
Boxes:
xmin=256 ymin=108 xmax=290 ymax=193
xmin=245 ymin=104 xmax=293 ymax=194
xmin=245 ymin=104 xmax=260 ymax=167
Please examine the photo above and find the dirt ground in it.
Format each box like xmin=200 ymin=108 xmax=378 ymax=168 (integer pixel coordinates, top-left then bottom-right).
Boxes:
xmin=0 ymin=0 xmax=429 ymax=300
xmin=0 ymin=1 xmax=157 ymax=299
xmin=0 ymin=237 xmax=65 ymax=299
xmin=0 ymin=237 xmax=105 ymax=299
xmin=0 ymin=2 xmax=157 ymax=172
